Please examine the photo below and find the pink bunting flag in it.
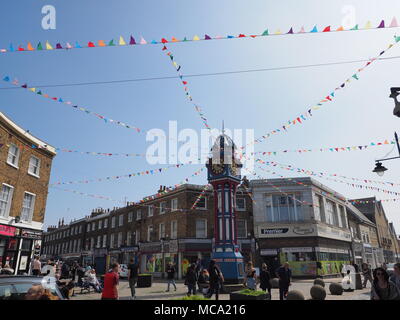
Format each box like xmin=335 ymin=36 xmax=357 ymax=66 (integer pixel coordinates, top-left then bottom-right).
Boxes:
xmin=390 ymin=17 xmax=399 ymax=27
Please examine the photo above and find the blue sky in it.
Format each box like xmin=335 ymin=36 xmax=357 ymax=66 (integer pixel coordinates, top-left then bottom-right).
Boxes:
xmin=0 ymin=0 xmax=400 ymax=231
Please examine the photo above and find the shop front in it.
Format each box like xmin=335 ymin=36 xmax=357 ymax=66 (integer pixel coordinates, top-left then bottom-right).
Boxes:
xmin=120 ymin=246 xmax=139 ymax=265
xmin=363 ymin=244 xmax=375 ymax=268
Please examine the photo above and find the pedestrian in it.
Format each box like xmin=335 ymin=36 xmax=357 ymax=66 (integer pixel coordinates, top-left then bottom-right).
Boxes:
xmin=259 ymin=263 xmax=272 ymax=297
xmin=31 ymin=256 xmax=41 ymax=276
xmin=381 ymin=262 xmax=387 ymax=271
xmin=127 ymin=258 xmax=139 ymax=300
xmin=195 ymin=259 xmax=202 ymax=292
xmin=244 ymin=262 xmax=257 ymax=290
xmin=87 ymin=269 xmax=102 ymax=293
xmin=389 ymin=263 xmax=400 ymax=291
xmin=198 ymin=269 xmax=210 ymax=296
xmin=101 ymin=263 xmax=120 ymax=300
xmin=60 ymin=261 xmax=70 ymax=280
xmin=165 ymin=262 xmax=177 ymax=292
xmin=207 ymin=260 xmax=224 ymax=300
xmin=185 ymin=263 xmax=197 ymax=296
xmin=275 ymin=262 xmax=292 ymax=300
xmin=0 ymin=263 xmax=14 ymax=275
xmin=361 ymin=263 xmax=373 ymax=288
xmin=371 ymin=267 xmax=400 ymax=300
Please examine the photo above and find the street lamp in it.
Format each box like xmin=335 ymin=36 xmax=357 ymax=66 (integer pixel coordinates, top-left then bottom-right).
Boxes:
xmin=372 ymin=132 xmax=400 ymax=176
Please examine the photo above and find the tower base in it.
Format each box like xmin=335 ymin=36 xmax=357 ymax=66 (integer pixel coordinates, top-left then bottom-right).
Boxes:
xmin=211 ymin=250 xmax=245 ymax=284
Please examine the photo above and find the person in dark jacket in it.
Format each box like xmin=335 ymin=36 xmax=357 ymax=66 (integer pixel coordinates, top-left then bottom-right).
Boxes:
xmin=275 ymin=262 xmax=292 ymax=300
xmin=207 ymin=260 xmax=224 ymax=300
xmin=165 ymin=262 xmax=177 ymax=292
xmin=60 ymin=262 xmax=70 ymax=280
xmin=260 ymin=263 xmax=272 ymax=297
xmin=185 ymin=263 xmax=198 ymax=296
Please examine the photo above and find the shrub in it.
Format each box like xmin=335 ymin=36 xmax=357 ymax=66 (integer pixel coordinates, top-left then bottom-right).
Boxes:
xmin=310 ymin=285 xmax=326 ymax=300
xmin=237 ymin=289 xmax=266 ymax=296
xmin=286 ymin=290 xmax=305 ymax=300
xmin=174 ymin=295 xmax=210 ymax=300
xmin=329 ymin=283 xmax=344 ymax=295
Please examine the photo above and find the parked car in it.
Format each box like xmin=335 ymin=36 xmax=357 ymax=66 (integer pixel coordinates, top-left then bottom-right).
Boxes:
xmin=0 ymin=275 xmax=65 ymax=300
xmin=118 ymin=264 xmax=129 ymax=278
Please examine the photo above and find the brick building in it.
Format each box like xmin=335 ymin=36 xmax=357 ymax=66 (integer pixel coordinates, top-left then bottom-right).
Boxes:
xmin=41 ymin=183 xmax=253 ymax=279
xmin=0 ymin=111 xmax=56 ymax=274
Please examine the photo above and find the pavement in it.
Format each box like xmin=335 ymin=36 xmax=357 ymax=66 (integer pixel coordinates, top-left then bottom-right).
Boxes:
xmin=70 ymin=277 xmax=372 ymax=300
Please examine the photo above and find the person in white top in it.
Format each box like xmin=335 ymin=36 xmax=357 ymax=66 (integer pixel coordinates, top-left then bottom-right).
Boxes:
xmin=86 ymin=269 xmax=102 ymax=293
xmin=31 ymin=256 xmax=41 ymax=276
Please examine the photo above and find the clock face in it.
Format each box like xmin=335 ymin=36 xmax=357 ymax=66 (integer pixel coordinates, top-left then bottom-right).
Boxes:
xmin=212 ymin=163 xmax=224 ymax=175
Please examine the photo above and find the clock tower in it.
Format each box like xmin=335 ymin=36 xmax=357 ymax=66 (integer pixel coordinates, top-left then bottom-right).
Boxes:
xmin=206 ymin=133 xmax=245 ymax=283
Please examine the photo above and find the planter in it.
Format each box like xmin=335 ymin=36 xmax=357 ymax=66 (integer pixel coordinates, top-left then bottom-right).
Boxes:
xmin=137 ymin=274 xmax=153 ymax=288
xmin=230 ymin=290 xmax=269 ymax=300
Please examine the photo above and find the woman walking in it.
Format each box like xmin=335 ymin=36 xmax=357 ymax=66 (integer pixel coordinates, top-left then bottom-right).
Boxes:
xmin=259 ymin=263 xmax=272 ymax=298
xmin=371 ymin=267 xmax=400 ymax=300
xmin=207 ymin=260 xmax=224 ymax=300
xmin=185 ymin=263 xmax=197 ymax=296
xmin=244 ymin=262 xmax=257 ymax=290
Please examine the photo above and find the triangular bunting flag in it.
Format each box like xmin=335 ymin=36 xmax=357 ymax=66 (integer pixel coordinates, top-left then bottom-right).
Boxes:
xmin=45 ymin=41 xmax=53 ymax=50
xmin=75 ymin=41 xmax=82 ymax=48
xmin=377 ymin=20 xmax=385 ymax=28
xmin=193 ymin=35 xmax=200 ymax=41
xmin=108 ymin=39 xmax=115 ymax=46
xmin=365 ymin=21 xmax=372 ymax=29
xmin=119 ymin=36 xmax=126 ymax=45
xmin=274 ymin=29 xmax=282 ymax=34
xmin=161 ymin=38 xmax=168 ymax=43
xmin=27 ymin=42 xmax=34 ymax=51
xmin=390 ymin=17 xmax=399 ymax=27
xmin=310 ymin=26 xmax=318 ymax=33
xmin=287 ymin=27 xmax=294 ymax=34
xmin=129 ymin=36 xmax=136 ymax=45
xmin=171 ymin=37 xmax=178 ymax=42
xmin=88 ymin=42 xmax=95 ymax=48
xmin=37 ymin=42 xmax=43 ymax=50
xmin=261 ymin=29 xmax=269 ymax=36
xmin=205 ymin=34 xmax=212 ymax=39
xmin=3 ymin=76 xmax=10 ymax=82
xmin=351 ymin=24 xmax=359 ymax=30
xmin=336 ymin=26 xmax=344 ymax=31
xmin=323 ymin=26 xmax=331 ymax=32
xmin=140 ymin=37 xmax=147 ymax=45
xmin=298 ymin=26 xmax=305 ymax=33
xmin=352 ymin=74 xmax=359 ymax=80
xmin=98 ymin=40 xmax=106 ymax=47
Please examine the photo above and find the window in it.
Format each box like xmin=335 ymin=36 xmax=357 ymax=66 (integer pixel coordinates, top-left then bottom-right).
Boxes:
xmin=79 ymin=225 xmax=82 ymax=233
xmin=315 ymin=194 xmax=325 ymax=222
xmin=340 ymin=206 xmax=347 ymax=228
xmin=119 ymin=214 xmax=124 ymax=227
xmin=128 ymin=211 xmax=133 ymax=222
xmin=160 ymin=202 xmax=167 ymax=214
xmin=136 ymin=210 xmax=142 ymax=220
xmin=117 ymin=232 xmax=123 ymax=247
xmin=0 ymin=184 xmax=14 ymax=218
xmin=126 ymin=231 xmax=132 ymax=246
xmin=104 ymin=219 xmax=108 ymax=228
xmin=98 ymin=220 xmax=102 ymax=229
xmin=92 ymin=222 xmax=96 ymax=231
xmin=111 ymin=217 xmax=116 ymax=228
xmin=28 ymin=156 xmax=40 ymax=177
xmin=171 ymin=220 xmax=178 ymax=239
xmin=102 ymin=235 xmax=107 ymax=248
xmin=196 ymin=219 xmax=207 ymax=238
xmin=265 ymin=194 xmax=303 ymax=222
xmin=196 ymin=197 xmax=207 ymax=209
xmin=326 ymin=200 xmax=339 ymax=226
xmin=110 ymin=234 xmax=115 ymax=248
xmin=148 ymin=206 xmax=154 ymax=217
xmin=135 ymin=230 xmax=140 ymax=244
xmin=171 ymin=198 xmax=178 ymax=211
xmin=87 ymin=224 xmax=91 ymax=232
xmin=236 ymin=197 xmax=246 ymax=211
xmin=7 ymin=144 xmax=20 ymax=168
xmin=159 ymin=223 xmax=165 ymax=239
xmin=21 ymin=192 xmax=35 ymax=222
xmin=237 ymin=219 xmax=247 ymax=238
xmin=96 ymin=236 xmax=101 ymax=248
xmin=147 ymin=225 xmax=153 ymax=242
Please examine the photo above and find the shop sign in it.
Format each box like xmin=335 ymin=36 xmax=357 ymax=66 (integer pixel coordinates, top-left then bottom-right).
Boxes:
xmin=260 ymin=228 xmax=288 ymax=235
xmin=169 ymin=240 xmax=178 ymax=253
xmin=120 ymin=246 xmax=139 ymax=253
xmin=260 ymin=249 xmax=278 ymax=256
xmin=0 ymin=224 xmax=17 ymax=237
xmin=292 ymin=226 xmax=314 ymax=235
xmin=316 ymin=225 xmax=351 ymax=242
xmin=21 ymin=229 xmax=42 ymax=239
xmin=282 ymin=247 xmax=313 ymax=253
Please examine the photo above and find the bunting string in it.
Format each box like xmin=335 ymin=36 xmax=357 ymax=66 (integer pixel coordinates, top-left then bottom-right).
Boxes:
xmin=2 ymin=75 xmax=141 ymax=133
xmin=191 ymin=184 xmax=212 ymax=209
xmin=1 ymin=18 xmax=399 ymax=54
xmin=162 ymin=44 xmax=212 ymax=131
xmin=241 ymin=34 xmax=400 ymax=150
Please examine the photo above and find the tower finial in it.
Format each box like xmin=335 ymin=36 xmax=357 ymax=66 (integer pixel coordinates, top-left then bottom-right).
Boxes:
xmin=222 ymin=120 xmax=225 ymax=134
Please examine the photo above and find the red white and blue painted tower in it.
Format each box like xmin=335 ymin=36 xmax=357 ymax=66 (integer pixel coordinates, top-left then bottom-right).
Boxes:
xmin=206 ymin=133 xmax=244 ymax=283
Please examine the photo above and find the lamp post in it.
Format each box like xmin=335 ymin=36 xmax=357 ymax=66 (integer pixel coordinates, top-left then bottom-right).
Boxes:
xmin=372 ymin=132 xmax=400 ymax=176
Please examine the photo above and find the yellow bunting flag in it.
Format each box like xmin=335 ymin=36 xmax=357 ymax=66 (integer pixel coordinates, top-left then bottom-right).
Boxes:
xmin=274 ymin=29 xmax=282 ymax=34
xmin=193 ymin=35 xmax=200 ymax=41
xmin=29 ymin=88 xmax=36 ymax=92
xmin=45 ymin=41 xmax=53 ymax=50
xmin=119 ymin=36 xmax=126 ymax=45
xmin=27 ymin=42 xmax=34 ymax=51
xmin=365 ymin=21 xmax=372 ymax=29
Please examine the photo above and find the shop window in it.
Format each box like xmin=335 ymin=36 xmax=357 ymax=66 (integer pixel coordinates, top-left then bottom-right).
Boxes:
xmin=236 ymin=198 xmax=246 ymax=211
xmin=6 ymin=144 xmax=20 ymax=168
xmin=28 ymin=156 xmax=41 ymax=177
xmin=21 ymin=192 xmax=35 ymax=222
xmin=0 ymin=184 xmax=14 ymax=218
xmin=285 ymin=251 xmax=315 ymax=262
xmin=237 ymin=219 xmax=247 ymax=238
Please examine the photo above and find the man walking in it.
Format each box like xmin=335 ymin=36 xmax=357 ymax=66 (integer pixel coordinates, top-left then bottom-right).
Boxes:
xmin=166 ymin=262 xmax=177 ymax=292
xmin=31 ymin=256 xmax=41 ymax=276
xmin=361 ymin=263 xmax=373 ymax=288
xmin=276 ymin=262 xmax=292 ymax=300
xmin=128 ymin=258 xmax=139 ymax=300
xmin=101 ymin=263 xmax=120 ymax=300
